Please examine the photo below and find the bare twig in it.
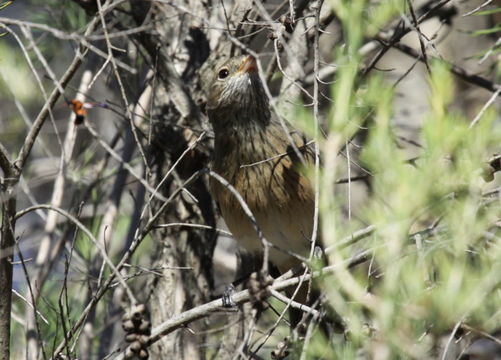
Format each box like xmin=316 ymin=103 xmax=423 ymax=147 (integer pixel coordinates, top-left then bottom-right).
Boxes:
xmin=362 ymin=0 xmax=453 ymax=77
xmin=48 ymin=170 xmax=204 ymax=359
xmin=405 ymin=0 xmax=431 ymax=73
xmin=0 ymin=141 xmax=11 ymax=174
xmin=441 ymin=318 xmax=463 ymax=360
xmin=155 ymin=222 xmax=232 ymax=236
xmin=0 ymin=179 xmax=17 ymax=360
xmin=114 ymin=250 xmax=371 ymax=358
xmin=208 ymin=170 xmax=271 ymax=274
xmin=469 ymin=88 xmax=501 ymax=128
xmin=386 ymin=40 xmax=501 ymax=94
xmin=325 ymin=225 xmax=376 ymax=253
xmin=84 ymin=123 xmax=169 ymax=202
xmin=462 ymin=0 xmax=493 ymax=17
xmin=95 ymin=0 xmax=149 ymax=169
xmin=461 ymin=324 xmax=501 ymax=346
xmin=14 ymin=20 xmax=96 ymax=171
xmin=14 ymin=204 xmax=138 ymax=304
xmin=310 ymin=0 xmax=323 ymax=258
xmin=24 ymin=70 xmax=92 ymax=360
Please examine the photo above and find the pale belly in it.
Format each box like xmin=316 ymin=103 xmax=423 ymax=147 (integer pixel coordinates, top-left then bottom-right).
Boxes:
xmin=221 ymin=203 xmax=314 ymax=273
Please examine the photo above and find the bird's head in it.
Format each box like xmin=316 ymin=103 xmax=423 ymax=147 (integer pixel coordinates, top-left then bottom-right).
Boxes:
xmin=207 ymin=55 xmax=270 ymax=126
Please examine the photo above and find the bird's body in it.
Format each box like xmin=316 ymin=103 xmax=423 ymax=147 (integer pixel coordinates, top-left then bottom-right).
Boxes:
xmin=67 ymin=99 xmax=108 ymax=124
xmin=207 ymin=55 xmax=315 ymax=272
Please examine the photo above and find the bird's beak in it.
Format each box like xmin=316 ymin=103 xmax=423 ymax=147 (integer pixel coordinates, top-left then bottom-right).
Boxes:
xmin=238 ymin=55 xmax=257 ymax=74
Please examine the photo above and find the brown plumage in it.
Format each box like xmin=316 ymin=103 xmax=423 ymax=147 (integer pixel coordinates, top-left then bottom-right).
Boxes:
xmin=207 ymin=55 xmax=315 ymax=273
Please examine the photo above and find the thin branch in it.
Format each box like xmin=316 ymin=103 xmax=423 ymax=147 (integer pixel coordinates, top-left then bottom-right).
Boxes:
xmin=14 ymin=204 xmax=138 ymax=305
xmin=95 ymin=0 xmax=149 ymax=169
xmin=114 ymin=250 xmax=371 ymax=358
xmin=362 ymin=0 xmax=453 ymax=77
xmin=441 ymin=318 xmax=463 ymax=360
xmin=387 ymin=40 xmax=501 ymax=95
xmin=310 ymin=0 xmax=323 ymax=259
xmin=462 ymin=0 xmax=493 ymax=17
xmin=0 ymin=141 xmax=11 ymax=174
xmin=155 ymin=222 xmax=232 ymax=236
xmin=271 ymin=290 xmax=320 ymax=316
xmin=461 ymin=323 xmax=501 ymax=347
xmin=405 ymin=0 xmax=431 ymax=73
xmin=84 ymin=123 xmax=169 ymax=202
xmin=11 ymin=290 xmax=48 ymax=325
xmin=14 ymin=32 xmax=89 ymax=170
xmin=326 ymin=225 xmax=376 ymax=253
xmin=0 ymin=16 xmax=151 ymax=41
xmin=469 ymin=88 xmax=501 ymax=128
xmin=48 ymin=170 xmax=204 ymax=359
xmin=208 ymin=170 xmax=271 ymax=274
xmin=15 ymin=241 xmax=48 ymax=360
xmin=0 ymin=24 xmax=64 ymax=157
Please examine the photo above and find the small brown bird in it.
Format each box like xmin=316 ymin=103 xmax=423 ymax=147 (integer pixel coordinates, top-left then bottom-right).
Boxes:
xmin=207 ymin=55 xmax=315 ymax=274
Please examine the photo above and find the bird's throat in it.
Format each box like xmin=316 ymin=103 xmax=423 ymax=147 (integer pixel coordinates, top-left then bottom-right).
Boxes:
xmin=212 ymin=112 xmax=284 ymax=170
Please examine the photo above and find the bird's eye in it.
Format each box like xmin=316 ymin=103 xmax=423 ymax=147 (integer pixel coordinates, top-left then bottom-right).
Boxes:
xmin=218 ymin=68 xmax=229 ymax=80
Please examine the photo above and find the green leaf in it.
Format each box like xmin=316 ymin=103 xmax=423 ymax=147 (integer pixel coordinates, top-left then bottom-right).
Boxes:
xmin=471 ymin=26 xmax=501 ymax=36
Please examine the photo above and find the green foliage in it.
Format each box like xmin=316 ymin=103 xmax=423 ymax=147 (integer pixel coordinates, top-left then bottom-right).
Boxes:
xmin=366 ymin=0 xmax=405 ymax=36
xmin=25 ymin=0 xmax=89 ymax=63
xmin=29 ymin=0 xmax=89 ymax=32
xmin=0 ymin=1 xmax=13 ymax=10
xmin=473 ymin=7 xmax=501 ymax=16
xmin=0 ymin=43 xmax=38 ymax=103
xmin=471 ymin=26 xmax=501 ymax=37
xmin=468 ymin=3 xmax=501 ymax=70
xmin=300 ymin=0 xmax=501 ymax=358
